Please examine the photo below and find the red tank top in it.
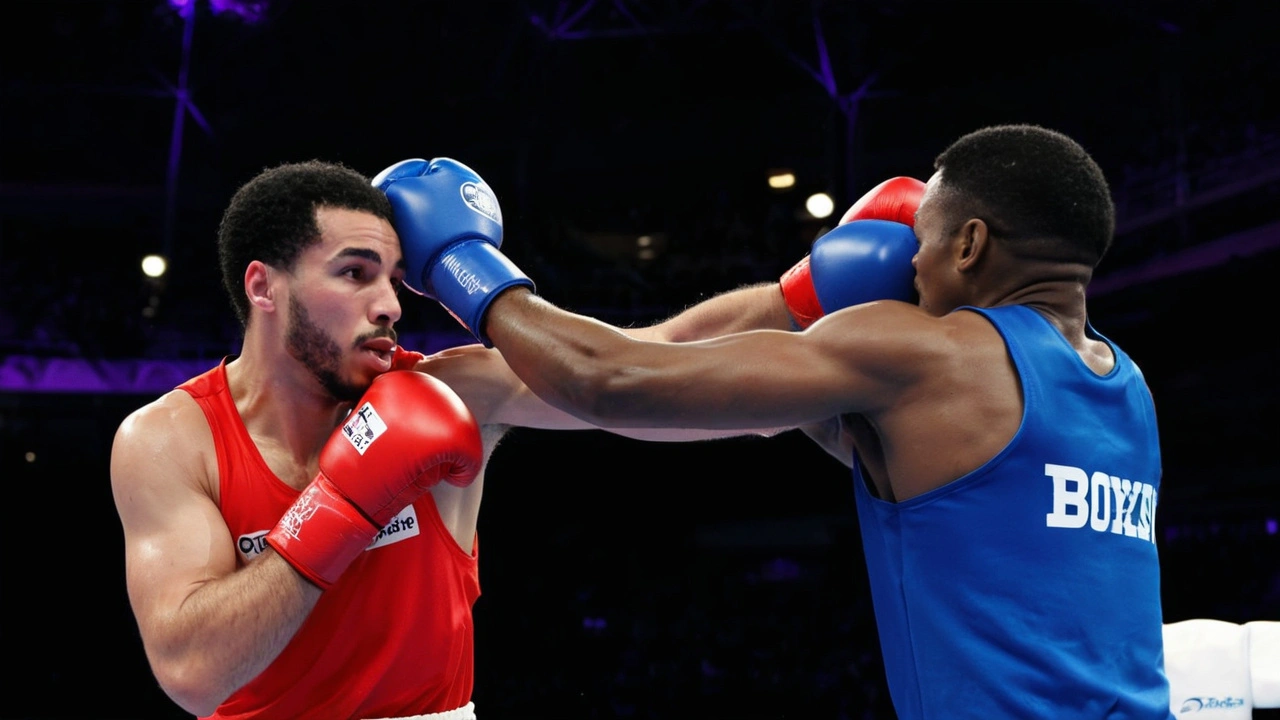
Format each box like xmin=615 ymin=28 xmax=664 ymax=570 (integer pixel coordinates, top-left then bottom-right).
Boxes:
xmin=179 ymin=359 xmax=480 ymax=720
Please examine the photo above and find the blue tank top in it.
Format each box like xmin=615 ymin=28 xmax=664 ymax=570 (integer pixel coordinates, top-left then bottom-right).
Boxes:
xmin=853 ymin=304 xmax=1173 ymax=719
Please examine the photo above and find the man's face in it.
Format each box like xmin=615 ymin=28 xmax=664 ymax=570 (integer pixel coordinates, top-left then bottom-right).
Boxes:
xmin=910 ymin=172 xmax=965 ymax=317
xmin=283 ymin=207 xmax=406 ymax=401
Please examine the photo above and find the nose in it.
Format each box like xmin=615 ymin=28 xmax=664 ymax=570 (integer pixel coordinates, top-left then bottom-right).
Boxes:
xmin=372 ymin=282 xmax=403 ymax=326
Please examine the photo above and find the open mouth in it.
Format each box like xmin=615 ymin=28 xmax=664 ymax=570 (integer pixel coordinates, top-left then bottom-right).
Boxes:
xmin=361 ymin=338 xmax=397 ymax=367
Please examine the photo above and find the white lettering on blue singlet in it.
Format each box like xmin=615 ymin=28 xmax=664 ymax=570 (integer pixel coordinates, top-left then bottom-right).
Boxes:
xmin=1043 ymin=463 xmax=1156 ymax=543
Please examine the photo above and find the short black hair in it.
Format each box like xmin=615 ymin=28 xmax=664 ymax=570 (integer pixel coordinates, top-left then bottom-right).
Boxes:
xmin=932 ymin=124 xmax=1115 ymax=266
xmin=216 ymin=159 xmax=394 ymax=328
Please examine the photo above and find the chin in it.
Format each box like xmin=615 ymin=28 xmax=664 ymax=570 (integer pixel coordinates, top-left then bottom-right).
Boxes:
xmin=352 ymin=367 xmax=382 ymax=390
xmin=327 ymin=366 xmax=378 ymax=404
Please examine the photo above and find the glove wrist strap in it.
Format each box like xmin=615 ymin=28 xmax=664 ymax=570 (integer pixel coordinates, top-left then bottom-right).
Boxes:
xmin=265 ymin=476 xmax=379 ymax=590
xmin=779 ymin=255 xmax=823 ymax=329
xmin=429 ymin=240 xmax=535 ymax=347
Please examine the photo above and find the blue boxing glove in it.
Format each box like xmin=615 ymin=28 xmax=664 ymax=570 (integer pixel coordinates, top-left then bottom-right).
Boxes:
xmin=780 ymin=176 xmax=924 ymax=328
xmin=780 ymin=219 xmax=917 ymax=327
xmin=373 ymin=157 xmax=533 ymax=346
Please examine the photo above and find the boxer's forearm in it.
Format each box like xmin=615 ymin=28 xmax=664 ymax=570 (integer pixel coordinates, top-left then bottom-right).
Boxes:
xmin=144 ymin=552 xmax=321 ymax=716
xmin=625 ymin=283 xmax=793 ymax=341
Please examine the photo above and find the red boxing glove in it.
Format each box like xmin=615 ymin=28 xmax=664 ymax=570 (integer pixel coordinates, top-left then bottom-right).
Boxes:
xmin=836 ymin=176 xmax=925 ymax=226
xmin=779 ymin=256 xmax=823 ymax=329
xmin=390 ymin=345 xmax=426 ymax=371
xmin=781 ymin=176 xmax=927 ymax=328
xmin=266 ymin=371 xmax=483 ymax=589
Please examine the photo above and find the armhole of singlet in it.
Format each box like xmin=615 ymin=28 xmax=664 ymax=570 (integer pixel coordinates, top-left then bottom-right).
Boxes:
xmin=177 ymin=382 xmax=232 ymax=512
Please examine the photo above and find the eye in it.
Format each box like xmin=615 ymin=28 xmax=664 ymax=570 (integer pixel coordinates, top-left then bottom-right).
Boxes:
xmin=341 ymin=266 xmax=366 ymax=280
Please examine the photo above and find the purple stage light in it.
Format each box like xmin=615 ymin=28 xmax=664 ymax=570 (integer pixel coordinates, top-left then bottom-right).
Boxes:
xmin=166 ymin=0 xmax=266 ymax=24
xmin=210 ymin=0 xmax=266 ymax=22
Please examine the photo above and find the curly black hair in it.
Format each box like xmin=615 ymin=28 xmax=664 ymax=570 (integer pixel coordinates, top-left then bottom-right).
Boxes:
xmin=216 ymin=159 xmax=394 ymax=328
xmin=933 ymin=124 xmax=1115 ymax=266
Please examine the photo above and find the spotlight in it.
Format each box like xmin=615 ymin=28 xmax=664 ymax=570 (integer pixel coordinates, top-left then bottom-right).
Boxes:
xmin=768 ymin=170 xmax=796 ymax=190
xmin=142 ymin=254 xmax=169 ymax=279
xmin=805 ymin=192 xmax=835 ymax=220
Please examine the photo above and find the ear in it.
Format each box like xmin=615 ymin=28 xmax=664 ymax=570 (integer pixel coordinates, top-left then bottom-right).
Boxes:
xmin=955 ymin=218 xmax=991 ymax=273
xmin=244 ymin=260 xmax=279 ymax=314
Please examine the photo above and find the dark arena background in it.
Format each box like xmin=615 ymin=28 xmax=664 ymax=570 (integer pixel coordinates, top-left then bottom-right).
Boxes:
xmin=2 ymin=1 xmax=1278 ymax=718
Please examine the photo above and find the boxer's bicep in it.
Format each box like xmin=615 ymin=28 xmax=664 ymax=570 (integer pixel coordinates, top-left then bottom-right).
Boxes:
xmin=111 ymin=393 xmax=237 ymax=649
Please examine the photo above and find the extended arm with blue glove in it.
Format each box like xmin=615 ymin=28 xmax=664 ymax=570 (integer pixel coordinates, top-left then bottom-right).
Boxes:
xmin=372 ymin=157 xmax=533 ymax=346
xmin=376 ymin=158 xmax=923 ymax=347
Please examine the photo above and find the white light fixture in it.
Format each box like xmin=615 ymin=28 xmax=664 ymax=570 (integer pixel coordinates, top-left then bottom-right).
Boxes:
xmin=805 ymin=192 xmax=835 ymax=220
xmin=142 ymin=254 xmax=168 ymax=279
xmin=768 ymin=170 xmax=796 ymax=190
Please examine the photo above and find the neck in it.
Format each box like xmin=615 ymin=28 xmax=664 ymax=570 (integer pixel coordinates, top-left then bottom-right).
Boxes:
xmin=978 ymin=255 xmax=1095 ymax=344
xmin=226 ymin=334 xmax=352 ymax=465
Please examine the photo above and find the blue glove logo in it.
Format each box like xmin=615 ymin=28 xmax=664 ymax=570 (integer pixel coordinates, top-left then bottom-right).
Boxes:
xmin=439 ymin=253 xmax=485 ymax=296
xmin=461 ymin=182 xmax=502 ymax=225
